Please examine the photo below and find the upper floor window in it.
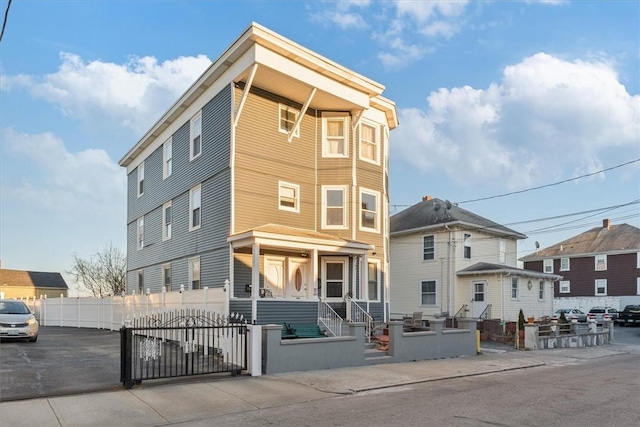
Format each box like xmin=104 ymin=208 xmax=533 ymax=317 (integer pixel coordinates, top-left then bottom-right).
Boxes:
xmin=163 ymin=138 xmax=173 ymax=179
xmin=322 ymin=114 xmax=348 ymax=158
xmin=543 ymin=259 xmax=553 ymax=273
xmin=137 ymin=161 xmax=144 ymax=197
xmin=279 ymin=104 xmax=300 ymax=138
xmin=359 ymin=121 xmax=379 ymax=164
xmin=278 ymin=181 xmax=300 ymax=213
xmin=137 ymin=217 xmax=144 ymax=250
xmin=190 ymin=112 xmax=202 ymax=160
xmin=360 ymin=188 xmax=379 ymax=232
xmin=162 ymin=201 xmax=172 ymax=241
xmin=464 ymin=233 xmax=471 ymax=259
xmin=423 ymin=235 xmax=435 ymax=261
xmin=322 ymin=186 xmax=347 ymax=229
xmin=189 ymin=257 xmax=201 ymax=290
xmin=511 ymin=277 xmax=519 ymax=300
xmin=498 ymin=239 xmax=506 ymax=264
xmin=560 ymin=257 xmax=570 ymax=271
xmin=163 ymin=264 xmax=171 ymax=292
xmin=595 ymin=254 xmax=607 ymax=271
xmin=595 ymin=279 xmax=607 ymax=296
xmin=189 ymin=184 xmax=201 ymax=231
xmin=421 ymin=280 xmax=436 ymax=305
xmin=559 ymin=280 xmax=570 ymax=294
xmin=538 ymin=280 xmax=545 ymax=301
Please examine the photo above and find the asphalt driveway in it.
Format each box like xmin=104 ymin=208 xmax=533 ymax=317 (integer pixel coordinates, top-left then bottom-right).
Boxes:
xmin=0 ymin=326 xmax=122 ymax=401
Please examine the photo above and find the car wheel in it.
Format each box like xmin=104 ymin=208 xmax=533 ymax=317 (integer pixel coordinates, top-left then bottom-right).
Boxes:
xmin=29 ymin=335 xmax=38 ymax=342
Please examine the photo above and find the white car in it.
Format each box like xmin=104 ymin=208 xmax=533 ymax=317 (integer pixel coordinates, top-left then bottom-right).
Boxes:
xmin=0 ymin=299 xmax=39 ymax=342
xmin=554 ymin=308 xmax=587 ymax=322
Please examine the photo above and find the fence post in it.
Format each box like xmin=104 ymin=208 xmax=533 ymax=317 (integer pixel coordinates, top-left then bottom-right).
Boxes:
xmin=224 ymin=279 xmax=230 ymax=316
xmin=120 ymin=325 xmax=133 ymax=389
xmin=60 ymin=294 xmax=63 ymax=327
xmin=248 ymin=324 xmax=262 ymax=376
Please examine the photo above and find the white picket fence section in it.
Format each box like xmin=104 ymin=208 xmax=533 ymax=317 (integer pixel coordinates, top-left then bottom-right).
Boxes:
xmin=19 ymin=285 xmax=229 ymax=332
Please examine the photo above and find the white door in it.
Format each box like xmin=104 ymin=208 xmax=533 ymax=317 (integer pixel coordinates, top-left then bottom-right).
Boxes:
xmin=265 ymin=258 xmax=285 ymax=297
xmin=288 ymin=259 xmax=308 ymax=298
xmin=471 ymin=281 xmax=487 ymax=318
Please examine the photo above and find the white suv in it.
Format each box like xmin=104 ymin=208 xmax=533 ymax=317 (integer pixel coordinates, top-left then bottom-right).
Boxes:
xmin=587 ymin=307 xmax=618 ymax=324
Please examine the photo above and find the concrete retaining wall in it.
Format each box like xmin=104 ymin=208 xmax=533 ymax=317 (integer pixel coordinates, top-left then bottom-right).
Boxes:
xmin=524 ymin=320 xmax=613 ymax=350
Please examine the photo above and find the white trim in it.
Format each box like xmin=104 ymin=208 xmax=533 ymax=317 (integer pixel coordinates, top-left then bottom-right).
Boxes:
xmin=137 ymin=161 xmax=145 ymax=197
xmin=559 ymin=257 xmax=570 ymax=271
xmin=420 ymin=278 xmax=437 ymax=306
xmin=595 ymin=254 xmax=607 ymax=271
xmin=189 ymin=184 xmax=202 ymax=231
xmin=510 ymin=277 xmax=519 ymax=300
xmin=322 ymin=113 xmax=349 ymax=158
xmin=538 ymin=280 xmax=545 ymax=301
xmin=189 ymin=256 xmax=201 ymax=290
xmin=321 ymin=257 xmax=348 ymax=301
xmin=359 ymin=119 xmax=380 ymax=165
xmin=637 ymin=277 xmax=640 ymax=295
xmin=162 ymin=200 xmax=172 ymax=241
xmin=422 ymin=234 xmax=436 ymax=261
xmin=366 ymin=259 xmax=381 ymax=302
xmin=559 ymin=280 xmax=571 ymax=294
xmin=322 ymin=185 xmax=348 ymax=229
xmin=162 ymin=137 xmax=172 ymax=179
xmin=190 ymin=111 xmax=202 ymax=161
xmin=543 ymin=259 xmax=553 ymax=273
xmin=595 ymin=279 xmax=607 ymax=296
xmin=278 ymin=104 xmax=300 ymax=138
xmin=359 ymin=187 xmax=380 ymax=233
xmin=136 ymin=217 xmax=144 ymax=250
xmin=278 ymin=181 xmax=300 ymax=213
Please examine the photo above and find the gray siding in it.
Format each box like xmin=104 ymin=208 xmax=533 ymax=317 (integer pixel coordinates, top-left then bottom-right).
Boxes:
xmin=257 ymin=301 xmax=319 ymax=325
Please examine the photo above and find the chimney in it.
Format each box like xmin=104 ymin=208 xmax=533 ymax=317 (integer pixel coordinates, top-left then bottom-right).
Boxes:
xmin=422 ymin=195 xmax=433 ymax=202
xmin=603 ymin=218 xmax=610 ymax=230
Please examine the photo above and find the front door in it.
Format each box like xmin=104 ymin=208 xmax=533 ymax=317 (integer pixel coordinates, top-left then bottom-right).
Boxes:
xmin=265 ymin=258 xmax=285 ymax=297
xmin=288 ymin=258 xmax=308 ymax=298
xmin=471 ymin=281 xmax=487 ymax=318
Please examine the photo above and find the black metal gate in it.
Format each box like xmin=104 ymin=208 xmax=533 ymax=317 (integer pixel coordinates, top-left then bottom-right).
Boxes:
xmin=120 ymin=309 xmax=247 ymax=389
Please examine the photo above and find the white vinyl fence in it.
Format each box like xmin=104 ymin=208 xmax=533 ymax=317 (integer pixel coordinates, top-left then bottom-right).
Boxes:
xmin=20 ymin=285 xmax=229 ymax=332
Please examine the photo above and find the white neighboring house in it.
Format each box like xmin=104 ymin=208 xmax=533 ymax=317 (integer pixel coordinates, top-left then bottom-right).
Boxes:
xmin=389 ymin=197 xmax=561 ymax=322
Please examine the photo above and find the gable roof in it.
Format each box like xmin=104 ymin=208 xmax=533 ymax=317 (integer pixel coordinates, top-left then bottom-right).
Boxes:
xmin=457 ymin=262 xmax=562 ymax=281
xmin=0 ymin=269 xmax=69 ymax=289
xmin=520 ymin=222 xmax=640 ymax=261
xmin=390 ymin=197 xmax=526 ymax=239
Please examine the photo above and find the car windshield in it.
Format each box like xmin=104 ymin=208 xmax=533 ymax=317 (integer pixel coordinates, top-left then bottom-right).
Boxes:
xmin=0 ymin=301 xmax=31 ymax=315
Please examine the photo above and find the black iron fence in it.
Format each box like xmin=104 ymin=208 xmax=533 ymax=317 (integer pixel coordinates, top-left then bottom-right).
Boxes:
xmin=120 ymin=309 xmax=247 ymax=389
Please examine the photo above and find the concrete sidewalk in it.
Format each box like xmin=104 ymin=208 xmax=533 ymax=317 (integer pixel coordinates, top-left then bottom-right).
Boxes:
xmin=1 ymin=345 xmax=633 ymax=427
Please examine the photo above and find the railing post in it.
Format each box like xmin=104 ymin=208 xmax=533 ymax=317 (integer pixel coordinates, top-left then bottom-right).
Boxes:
xmin=120 ymin=325 xmax=133 ymax=389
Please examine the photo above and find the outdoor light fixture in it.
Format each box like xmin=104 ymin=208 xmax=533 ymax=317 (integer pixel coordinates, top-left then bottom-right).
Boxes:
xmin=527 ymin=280 xmax=533 ymax=290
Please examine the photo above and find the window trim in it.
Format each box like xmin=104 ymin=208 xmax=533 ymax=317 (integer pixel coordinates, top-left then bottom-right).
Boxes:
xmin=162 ymin=263 xmax=171 ymax=292
xmin=321 ymin=257 xmax=348 ymax=301
xmin=595 ymin=279 xmax=607 ymax=296
xmin=322 ymin=185 xmax=348 ymax=230
xmin=278 ymin=181 xmax=300 ymax=213
xmin=278 ymin=104 xmax=300 ymax=138
xmin=163 ymin=137 xmax=173 ymax=179
xmin=560 ymin=257 xmax=570 ymax=271
xmin=420 ymin=279 xmax=437 ymax=306
xmin=189 ymin=257 xmax=201 ymax=290
xmin=359 ymin=188 xmax=380 ymax=233
xmin=359 ymin=119 xmax=380 ymax=165
xmin=190 ymin=112 xmax=202 ymax=161
xmin=637 ymin=277 xmax=640 ymax=295
xmin=595 ymin=254 xmax=607 ymax=271
xmin=137 ymin=216 xmax=144 ymax=250
xmin=543 ymin=259 xmax=553 ymax=273
xmin=422 ymin=235 xmax=435 ymax=261
xmin=189 ymin=184 xmax=202 ymax=231
xmin=321 ymin=113 xmax=349 ymax=158
xmin=162 ymin=201 xmax=172 ymax=241
xmin=137 ymin=161 xmax=145 ymax=197
xmin=498 ymin=239 xmax=506 ymax=264
xmin=559 ymin=280 xmax=571 ymax=294
xmin=538 ymin=280 xmax=545 ymax=301
xmin=367 ymin=259 xmax=381 ymax=302
xmin=463 ymin=233 xmax=471 ymax=259
xmin=137 ymin=270 xmax=144 ymax=295
xmin=511 ymin=277 xmax=519 ymax=300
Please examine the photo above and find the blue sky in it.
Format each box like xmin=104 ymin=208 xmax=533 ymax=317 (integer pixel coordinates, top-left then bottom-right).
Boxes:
xmin=1 ymin=0 xmax=638 ymax=293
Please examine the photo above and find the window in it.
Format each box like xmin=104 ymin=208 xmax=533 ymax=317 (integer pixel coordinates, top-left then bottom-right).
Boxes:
xmin=637 ymin=252 xmax=640 ymax=269
xmin=278 ymin=181 xmax=299 ymax=213
xmin=595 ymin=254 xmax=607 ymax=271
xmin=163 ymin=138 xmax=172 ymax=179
xmin=189 ymin=257 xmax=201 ymax=290
xmin=137 ymin=271 xmax=144 ymax=295
xmin=367 ymin=261 xmax=379 ymax=301
xmin=423 ymin=235 xmax=435 ymax=261
xmin=322 ymin=186 xmax=347 ymax=229
xmin=511 ymin=277 xmax=519 ymax=300
xmin=560 ymin=258 xmax=570 ymax=271
xmin=474 ymin=282 xmax=485 ymax=303
xmin=637 ymin=278 xmax=640 ymax=295
xmin=543 ymin=259 xmax=553 ymax=273
xmin=190 ymin=112 xmax=202 ymax=160
xmin=595 ymin=279 xmax=607 ymax=296
xmin=162 ymin=201 xmax=172 ymax=241
xmin=464 ymin=234 xmax=471 ymax=259
xmin=189 ymin=184 xmax=201 ymax=231
xmin=498 ymin=240 xmax=506 ymax=264
xmin=359 ymin=121 xmax=379 ymax=164
xmin=322 ymin=114 xmax=348 ymax=157
xmin=137 ymin=217 xmax=144 ymax=250
xmin=163 ymin=264 xmax=171 ymax=292
xmin=559 ymin=280 xmax=570 ymax=293
xmin=279 ymin=104 xmax=300 ymax=137
xmin=538 ymin=280 xmax=545 ymax=301
xmin=323 ymin=259 xmax=346 ymax=299
xmin=137 ymin=161 xmax=144 ymax=197
xmin=421 ymin=280 xmax=436 ymax=305
xmin=360 ymin=189 xmax=379 ymax=232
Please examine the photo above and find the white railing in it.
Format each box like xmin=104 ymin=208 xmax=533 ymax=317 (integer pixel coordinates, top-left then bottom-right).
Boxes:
xmin=318 ymin=301 xmax=344 ymax=337
xmin=347 ymin=298 xmax=374 ymax=343
xmin=21 ymin=285 xmax=229 ymax=331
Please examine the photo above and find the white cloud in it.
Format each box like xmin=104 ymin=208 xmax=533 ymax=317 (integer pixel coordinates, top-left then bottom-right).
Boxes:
xmin=392 ymin=53 xmax=640 ymax=189
xmin=2 ymin=53 xmax=212 ymax=134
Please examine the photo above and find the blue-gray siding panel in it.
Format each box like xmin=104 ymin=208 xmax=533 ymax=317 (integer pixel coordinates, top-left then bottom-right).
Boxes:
xmin=257 ymin=301 xmax=319 ymax=325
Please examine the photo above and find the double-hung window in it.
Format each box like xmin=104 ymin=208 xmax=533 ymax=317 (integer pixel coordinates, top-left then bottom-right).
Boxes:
xmin=189 ymin=184 xmax=201 ymax=231
xmin=322 ymin=186 xmax=347 ymax=229
xmin=137 ymin=161 xmax=144 ymax=197
xmin=163 ymin=138 xmax=172 ymax=179
xmin=595 ymin=254 xmax=607 ymax=271
xmin=322 ymin=114 xmax=348 ymax=157
xmin=163 ymin=264 xmax=171 ymax=292
xmin=190 ymin=112 xmax=202 ymax=160
xmin=595 ymin=279 xmax=607 ymax=296
xmin=279 ymin=104 xmax=300 ymax=138
xmin=511 ymin=277 xmax=519 ymax=300
xmin=137 ymin=271 xmax=144 ymax=295
xmin=464 ymin=233 xmax=471 ymax=259
xmin=559 ymin=280 xmax=570 ymax=293
xmin=360 ymin=188 xmax=379 ymax=232
xmin=278 ymin=181 xmax=299 ymax=213
xmin=543 ymin=259 xmax=553 ymax=273
xmin=137 ymin=217 xmax=144 ymax=250
xmin=423 ymin=235 xmax=435 ymax=261
xmin=538 ymin=280 xmax=545 ymax=300
xmin=560 ymin=257 xmax=570 ymax=271
xmin=359 ymin=121 xmax=379 ymax=164
xmin=367 ymin=261 xmax=380 ymax=301
xmin=162 ymin=201 xmax=172 ymax=241
xmin=421 ymin=280 xmax=436 ymax=305
xmin=189 ymin=257 xmax=201 ymax=290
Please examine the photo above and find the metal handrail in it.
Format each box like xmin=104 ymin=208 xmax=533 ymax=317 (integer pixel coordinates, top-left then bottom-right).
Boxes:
xmin=318 ymin=301 xmax=343 ymax=337
xmin=454 ymin=304 xmax=468 ymax=319
xmin=478 ymin=304 xmax=492 ymax=319
xmin=347 ymin=297 xmax=374 ymax=343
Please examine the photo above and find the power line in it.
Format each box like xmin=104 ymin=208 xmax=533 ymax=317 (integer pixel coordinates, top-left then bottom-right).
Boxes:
xmin=0 ymin=0 xmax=12 ymax=43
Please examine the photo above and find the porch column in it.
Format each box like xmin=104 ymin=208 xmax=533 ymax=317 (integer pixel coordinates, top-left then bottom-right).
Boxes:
xmin=251 ymin=242 xmax=260 ymax=324
xmin=362 ymin=253 xmax=368 ymax=301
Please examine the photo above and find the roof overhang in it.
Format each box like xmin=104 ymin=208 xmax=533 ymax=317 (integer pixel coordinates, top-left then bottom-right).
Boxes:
xmin=457 ymin=267 xmax=562 ymax=281
xmin=391 ymin=220 xmax=526 ymax=240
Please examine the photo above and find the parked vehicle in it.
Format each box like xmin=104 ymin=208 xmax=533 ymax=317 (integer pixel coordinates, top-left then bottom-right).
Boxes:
xmin=587 ymin=307 xmax=618 ymax=324
xmin=554 ymin=308 xmax=587 ymax=322
xmin=615 ymin=305 xmax=640 ymax=326
xmin=0 ymin=299 xmax=39 ymax=342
